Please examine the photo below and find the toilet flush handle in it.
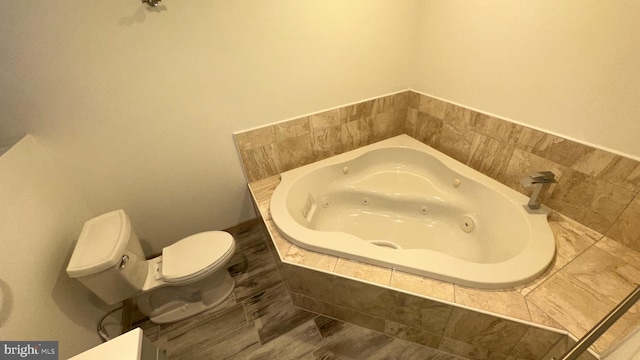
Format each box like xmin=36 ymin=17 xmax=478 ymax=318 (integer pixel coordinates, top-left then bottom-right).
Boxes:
xmin=120 ymin=255 xmax=129 ymax=270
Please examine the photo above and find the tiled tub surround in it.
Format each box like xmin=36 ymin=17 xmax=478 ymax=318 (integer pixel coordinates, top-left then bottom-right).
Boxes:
xmin=250 ymin=176 xmax=640 ymax=359
xmin=236 ymin=91 xmax=640 ymax=358
xmin=235 ymin=92 xmax=408 ymax=183
xmin=235 ymin=90 xmax=640 ymax=253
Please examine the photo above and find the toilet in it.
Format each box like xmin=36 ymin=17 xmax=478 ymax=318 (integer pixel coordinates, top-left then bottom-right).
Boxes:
xmin=66 ymin=209 xmax=236 ymax=324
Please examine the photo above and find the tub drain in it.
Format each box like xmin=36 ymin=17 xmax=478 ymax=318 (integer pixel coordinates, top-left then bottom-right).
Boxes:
xmin=460 ymin=216 xmax=475 ymax=233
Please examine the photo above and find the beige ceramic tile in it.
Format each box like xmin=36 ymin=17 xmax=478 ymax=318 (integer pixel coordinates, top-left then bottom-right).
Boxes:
xmin=525 ymin=300 xmax=566 ymax=331
xmin=443 ymin=103 xmax=477 ymax=130
xmin=412 ymin=112 xmax=442 ymax=148
xmin=593 ymin=301 xmax=640 ymax=354
xmin=389 ymin=293 xmax=454 ymax=335
xmin=404 ymin=108 xmax=419 ymax=138
xmin=288 ymin=291 xmax=328 ymax=314
xmin=606 ymin=194 xmax=640 ymax=252
xmin=516 ymin=127 xmax=595 ymax=168
xmin=240 ymin=144 xmax=281 ymax=182
xmin=390 ymin=270 xmax=455 ymax=302
xmin=407 ymin=91 xmax=421 ymax=109
xmin=442 ymin=307 xmax=530 ymax=355
xmin=562 ymin=245 xmax=640 ymax=300
xmin=333 ymin=276 xmax=394 ymax=320
xmin=311 ymin=124 xmax=344 ymax=161
xmin=547 ymin=169 xmax=636 ymax=234
xmin=436 ymin=122 xmax=475 ymax=164
xmin=340 ymin=117 xmax=374 ymax=151
xmin=283 ymin=243 xmax=338 ymax=272
xmin=334 ymin=276 xmax=453 ymax=335
xmin=526 ymin=270 xmax=617 ymax=341
xmin=274 ymin=116 xmax=310 ymax=142
xmin=517 ymin=263 xmax=560 ymax=296
xmin=370 ymin=94 xmax=402 ymax=115
xmin=333 ymin=258 xmax=392 ymax=286
xmin=281 ymin=264 xmax=335 ymax=303
xmin=309 ymin=109 xmax=341 ymax=132
xmin=392 ymin=107 xmax=408 ymax=132
xmin=595 ymin=236 xmax=640 ymax=270
xmin=572 ymin=148 xmax=640 ymax=192
xmin=264 ymin=220 xmax=292 ymax=258
xmin=526 ymin=219 xmax=593 ymax=293
xmin=277 ymin=134 xmax=315 ymax=172
xmin=453 ymin=286 xmax=531 ymax=322
xmin=572 ymin=148 xmax=621 ymax=177
xmin=500 ymin=148 xmax=566 ymax=201
xmin=467 ymin=133 xmax=514 ymax=180
xmin=547 ymin=212 xmax=601 ymax=269
xmin=248 ymin=175 xmax=280 ymax=218
xmin=339 ymin=100 xmax=374 ymax=122
xmin=235 ymin=126 xmax=276 ymax=149
xmin=391 ymin=91 xmax=409 ymax=111
xmin=623 ymin=162 xmax=640 ymax=191
xmin=473 ymin=114 xmax=522 ymax=145
xmin=417 ymin=95 xmax=447 ymax=119
xmin=371 ymin=112 xmax=403 ymax=142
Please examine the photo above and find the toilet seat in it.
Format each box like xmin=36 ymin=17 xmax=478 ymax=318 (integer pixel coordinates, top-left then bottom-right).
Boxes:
xmin=161 ymin=231 xmax=235 ymax=283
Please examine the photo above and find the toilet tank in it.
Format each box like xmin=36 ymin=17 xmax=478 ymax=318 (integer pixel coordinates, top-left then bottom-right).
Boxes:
xmin=67 ymin=210 xmax=149 ymax=305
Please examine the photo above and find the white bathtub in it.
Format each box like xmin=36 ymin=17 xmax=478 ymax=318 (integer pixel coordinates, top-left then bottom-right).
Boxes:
xmin=270 ymin=135 xmax=556 ymax=289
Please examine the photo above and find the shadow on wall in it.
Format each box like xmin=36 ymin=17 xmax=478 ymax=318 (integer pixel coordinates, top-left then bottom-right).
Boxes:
xmin=118 ymin=3 xmax=167 ymax=26
xmin=51 ymin=241 xmax=112 ymax=333
xmin=0 ymin=278 xmax=13 ymax=328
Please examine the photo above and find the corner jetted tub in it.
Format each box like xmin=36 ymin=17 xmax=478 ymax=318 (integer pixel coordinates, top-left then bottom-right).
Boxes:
xmin=269 ymin=135 xmax=556 ymax=289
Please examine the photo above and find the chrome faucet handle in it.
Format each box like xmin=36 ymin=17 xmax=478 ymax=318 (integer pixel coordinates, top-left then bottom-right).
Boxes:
xmin=521 ymin=171 xmax=557 ymax=187
xmin=529 ymin=171 xmax=557 ymax=182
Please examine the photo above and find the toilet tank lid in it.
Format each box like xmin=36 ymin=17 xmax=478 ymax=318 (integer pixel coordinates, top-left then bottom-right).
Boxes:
xmin=67 ymin=210 xmax=132 ymax=278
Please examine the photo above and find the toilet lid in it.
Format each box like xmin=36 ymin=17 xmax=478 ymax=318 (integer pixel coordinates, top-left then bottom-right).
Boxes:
xmin=161 ymin=231 xmax=234 ymax=282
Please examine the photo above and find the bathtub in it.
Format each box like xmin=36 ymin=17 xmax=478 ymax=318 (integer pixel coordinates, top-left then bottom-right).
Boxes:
xmin=269 ymin=135 xmax=556 ymax=289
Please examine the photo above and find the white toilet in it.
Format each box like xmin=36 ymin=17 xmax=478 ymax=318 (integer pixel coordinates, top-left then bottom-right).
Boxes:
xmin=66 ymin=209 xmax=236 ymax=324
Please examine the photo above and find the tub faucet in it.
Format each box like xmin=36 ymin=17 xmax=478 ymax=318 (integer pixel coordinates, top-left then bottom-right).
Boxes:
xmin=520 ymin=171 xmax=557 ymax=209
xmin=142 ymin=0 xmax=161 ymax=7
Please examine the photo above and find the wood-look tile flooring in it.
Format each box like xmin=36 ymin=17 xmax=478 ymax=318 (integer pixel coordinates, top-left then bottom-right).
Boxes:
xmin=133 ymin=220 xmax=467 ymax=360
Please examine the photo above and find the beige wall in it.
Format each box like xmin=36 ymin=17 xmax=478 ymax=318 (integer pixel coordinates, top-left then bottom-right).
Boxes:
xmin=0 ymin=136 xmax=108 ymax=359
xmin=0 ymin=0 xmax=415 ymax=253
xmin=3 ymin=0 xmax=637 ymax=253
xmin=412 ymin=0 xmax=640 ymax=159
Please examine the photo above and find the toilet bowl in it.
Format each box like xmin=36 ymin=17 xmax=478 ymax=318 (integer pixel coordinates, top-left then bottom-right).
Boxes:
xmin=66 ymin=209 xmax=236 ymax=324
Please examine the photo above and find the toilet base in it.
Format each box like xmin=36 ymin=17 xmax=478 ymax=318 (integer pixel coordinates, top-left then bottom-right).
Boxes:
xmin=137 ymin=270 xmax=236 ymax=324
xmin=149 ymin=277 xmax=235 ymax=324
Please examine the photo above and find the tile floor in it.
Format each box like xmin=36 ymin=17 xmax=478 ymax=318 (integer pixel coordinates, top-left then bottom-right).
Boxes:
xmin=132 ymin=220 xmax=469 ymax=360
